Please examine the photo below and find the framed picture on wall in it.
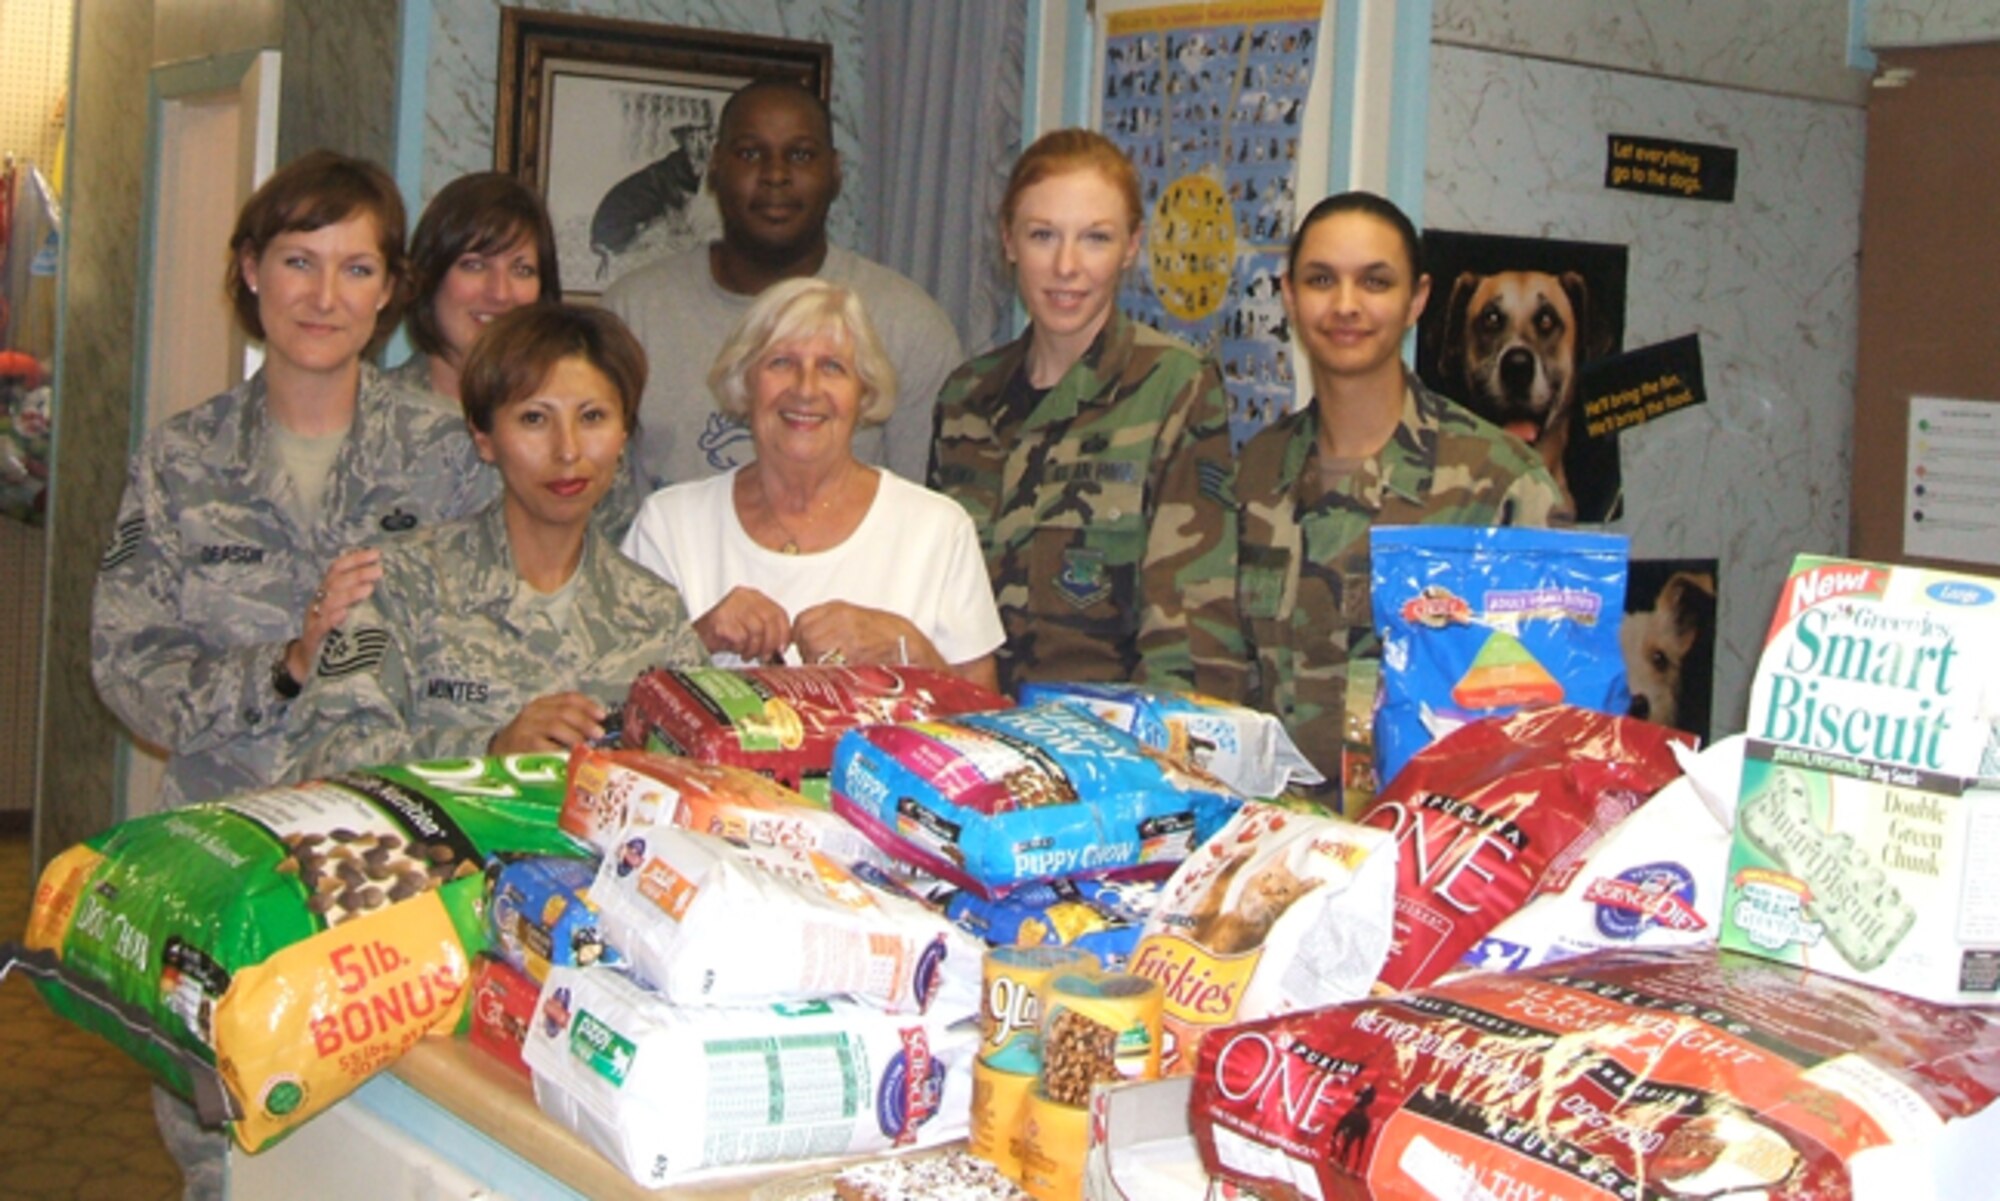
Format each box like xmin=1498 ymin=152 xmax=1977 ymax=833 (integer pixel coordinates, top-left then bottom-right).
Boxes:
xmin=496 ymin=10 xmax=830 ymax=300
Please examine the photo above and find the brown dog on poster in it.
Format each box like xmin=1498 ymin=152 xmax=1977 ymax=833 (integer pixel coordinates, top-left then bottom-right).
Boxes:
xmin=1620 ymin=569 xmax=1716 ymax=734
xmin=1437 ymin=270 xmax=1593 ymax=495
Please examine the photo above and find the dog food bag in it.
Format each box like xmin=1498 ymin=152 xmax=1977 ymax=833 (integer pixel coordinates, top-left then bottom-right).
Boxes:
xmin=524 ymin=964 xmax=974 ymax=1188
xmin=1370 ymin=525 xmax=1631 ymax=789
xmin=945 ymin=876 xmax=1164 ymax=971
xmin=488 ymin=856 xmax=620 ymax=984
xmin=1189 ymin=945 xmax=2000 ymax=1201
xmin=1018 ymin=680 xmax=1324 ymax=798
xmin=6 ymin=754 xmax=579 ymax=1150
xmin=1456 ymin=735 xmax=1741 ymax=975
xmin=563 ymin=744 xmax=888 ymax=870
xmin=830 ymin=703 xmax=1244 ymax=900
xmin=467 ymin=953 xmax=539 ymax=1078
xmin=589 ymin=821 xmax=981 ymax=1015
xmin=1357 ymin=705 xmax=1691 ymax=992
xmin=1127 ymin=801 xmax=1398 ymax=1075
xmin=622 ymin=664 xmax=1010 ymax=802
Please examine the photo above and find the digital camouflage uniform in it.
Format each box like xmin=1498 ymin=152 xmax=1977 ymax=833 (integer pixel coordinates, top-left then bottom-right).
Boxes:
xmin=929 ymin=310 xmax=1234 ymax=694
xmin=91 ymin=367 xmax=496 ymax=809
xmin=1152 ymin=377 xmax=1569 ymax=807
xmin=286 ymin=501 xmax=708 ymax=779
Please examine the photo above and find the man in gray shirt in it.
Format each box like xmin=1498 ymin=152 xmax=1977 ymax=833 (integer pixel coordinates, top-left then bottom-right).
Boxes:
xmin=604 ymin=78 xmax=963 ymax=489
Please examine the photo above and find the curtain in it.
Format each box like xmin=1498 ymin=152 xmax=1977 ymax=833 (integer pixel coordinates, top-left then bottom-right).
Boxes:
xmin=861 ymin=0 xmax=1027 ymax=355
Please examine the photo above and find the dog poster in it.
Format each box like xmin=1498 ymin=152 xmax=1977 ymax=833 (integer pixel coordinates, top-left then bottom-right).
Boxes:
xmin=1619 ymin=557 xmax=1718 ymax=743
xmin=1415 ymin=231 xmax=1630 ymax=522
xmin=541 ymin=74 xmax=732 ymax=298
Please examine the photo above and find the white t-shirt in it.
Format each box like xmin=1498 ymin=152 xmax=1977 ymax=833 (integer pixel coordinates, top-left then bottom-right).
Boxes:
xmin=621 ymin=468 xmax=1004 ymax=668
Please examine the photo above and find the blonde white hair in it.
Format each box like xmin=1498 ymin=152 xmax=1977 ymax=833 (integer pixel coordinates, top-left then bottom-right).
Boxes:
xmin=707 ymin=277 xmax=898 ymax=426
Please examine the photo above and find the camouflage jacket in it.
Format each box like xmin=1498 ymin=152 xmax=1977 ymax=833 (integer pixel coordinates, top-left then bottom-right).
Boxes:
xmin=90 ymin=367 xmax=497 ymax=809
xmin=1213 ymin=378 xmax=1567 ymax=803
xmin=928 ymin=310 xmax=1235 ymax=694
xmin=286 ymin=501 xmax=708 ymax=779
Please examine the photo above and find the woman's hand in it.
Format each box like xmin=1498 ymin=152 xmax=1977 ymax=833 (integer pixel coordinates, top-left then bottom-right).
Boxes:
xmin=287 ymin=548 xmax=384 ymax=681
xmin=487 ymin=692 xmax=607 ymax=755
xmin=696 ymin=586 xmax=792 ymax=661
xmin=792 ymin=602 xmax=939 ymax=669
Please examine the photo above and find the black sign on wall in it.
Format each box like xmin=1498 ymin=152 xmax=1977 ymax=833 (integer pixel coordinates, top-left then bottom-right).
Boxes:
xmin=1605 ymin=134 xmax=1738 ymax=203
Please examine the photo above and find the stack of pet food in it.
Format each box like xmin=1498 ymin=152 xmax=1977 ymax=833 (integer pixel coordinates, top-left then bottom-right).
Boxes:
xmin=518 ymin=742 xmax=985 ymax=1189
xmin=4 ymin=755 xmax=583 ymax=1151
xmin=969 ymin=944 xmax=1166 ymax=1201
xmin=621 ymin=663 xmax=1009 ymax=801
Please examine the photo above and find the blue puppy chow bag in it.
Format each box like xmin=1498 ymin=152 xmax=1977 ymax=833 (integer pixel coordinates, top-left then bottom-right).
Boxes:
xmin=1371 ymin=526 xmax=1630 ymax=787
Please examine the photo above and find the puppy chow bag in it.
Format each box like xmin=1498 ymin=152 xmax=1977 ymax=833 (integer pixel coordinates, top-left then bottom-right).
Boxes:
xmin=1357 ymin=706 xmax=1690 ymax=992
xmin=1188 ymin=947 xmax=2000 ymax=1201
xmin=830 ymin=702 xmax=1244 ymax=899
xmin=1371 ymin=525 xmax=1630 ymax=787
xmin=588 ymin=821 xmax=981 ymax=1015
xmin=1017 ymin=680 xmax=1323 ymax=797
xmin=4 ymin=755 xmax=580 ymax=1149
xmin=622 ymin=664 xmax=1009 ymax=802
xmin=524 ymin=965 xmax=973 ymax=1187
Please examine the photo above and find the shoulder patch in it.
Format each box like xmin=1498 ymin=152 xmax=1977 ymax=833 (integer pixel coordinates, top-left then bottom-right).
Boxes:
xmin=100 ymin=516 xmax=146 ymax=571
xmin=316 ymin=627 xmax=391 ymax=680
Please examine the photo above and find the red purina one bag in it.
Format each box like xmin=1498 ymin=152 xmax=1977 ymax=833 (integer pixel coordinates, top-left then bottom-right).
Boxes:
xmin=1189 ymin=947 xmax=2000 ymax=1201
xmin=1356 ymin=706 xmax=1690 ymax=992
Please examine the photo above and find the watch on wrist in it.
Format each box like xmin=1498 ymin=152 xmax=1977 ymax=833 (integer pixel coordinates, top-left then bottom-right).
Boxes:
xmin=271 ymin=649 xmax=303 ymax=700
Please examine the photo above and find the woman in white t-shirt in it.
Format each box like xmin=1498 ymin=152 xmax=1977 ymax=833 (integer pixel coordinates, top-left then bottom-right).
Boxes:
xmin=622 ymin=277 xmax=1003 ymax=691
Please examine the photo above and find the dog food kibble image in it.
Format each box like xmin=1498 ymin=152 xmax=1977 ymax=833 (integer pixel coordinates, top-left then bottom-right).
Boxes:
xmin=278 ymin=829 xmax=475 ymax=925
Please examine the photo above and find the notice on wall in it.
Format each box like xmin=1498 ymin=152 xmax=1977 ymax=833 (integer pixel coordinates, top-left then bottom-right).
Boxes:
xmin=1102 ymin=0 xmax=1325 ymax=451
xmin=1604 ymin=134 xmax=1738 ymax=203
xmin=1906 ymin=396 xmax=2000 ymax=568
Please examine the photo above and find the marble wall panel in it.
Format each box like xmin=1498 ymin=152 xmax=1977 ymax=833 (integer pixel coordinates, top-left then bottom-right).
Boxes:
xmin=1432 ymin=0 xmax=1871 ymax=105
xmin=422 ymin=0 xmax=865 ymax=249
xmin=1869 ymin=0 xmax=2000 ymax=47
xmin=40 ymin=3 xmax=154 ymax=859
xmin=279 ymin=0 xmax=399 ymax=166
xmin=1428 ymin=44 xmax=1865 ymax=733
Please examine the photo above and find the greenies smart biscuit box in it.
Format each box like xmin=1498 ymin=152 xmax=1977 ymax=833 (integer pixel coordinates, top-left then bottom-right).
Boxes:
xmin=1721 ymin=556 xmax=2000 ymax=1003
xmin=0 ymin=755 xmax=584 ymax=1150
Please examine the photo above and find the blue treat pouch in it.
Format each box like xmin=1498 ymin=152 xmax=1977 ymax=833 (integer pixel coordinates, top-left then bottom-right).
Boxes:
xmin=488 ymin=855 xmax=620 ymax=983
xmin=943 ymin=875 xmax=1163 ymax=970
xmin=1371 ymin=526 xmax=1630 ymax=788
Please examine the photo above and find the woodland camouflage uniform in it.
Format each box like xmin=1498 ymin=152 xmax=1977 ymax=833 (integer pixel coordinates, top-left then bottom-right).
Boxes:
xmin=929 ymin=310 xmax=1234 ymax=694
xmin=1143 ymin=375 xmax=1569 ymax=806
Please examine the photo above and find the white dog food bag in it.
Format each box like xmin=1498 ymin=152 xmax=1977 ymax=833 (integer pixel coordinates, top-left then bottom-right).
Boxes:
xmin=590 ymin=821 xmax=981 ymax=1015
xmin=524 ymin=965 xmax=974 ymax=1188
xmin=1456 ymin=736 xmax=1742 ymax=975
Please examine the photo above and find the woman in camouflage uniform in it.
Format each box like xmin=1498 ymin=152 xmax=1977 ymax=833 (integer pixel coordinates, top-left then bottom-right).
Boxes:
xmin=287 ymin=304 xmax=706 ymax=777
xmin=928 ymin=129 xmax=1234 ymax=694
xmin=1152 ymin=192 xmax=1569 ymax=807
xmin=382 ymin=171 xmax=560 ymax=407
xmin=91 ymin=151 xmax=494 ymax=814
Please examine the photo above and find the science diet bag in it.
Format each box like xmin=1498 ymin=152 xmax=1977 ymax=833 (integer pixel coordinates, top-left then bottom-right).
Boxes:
xmin=1371 ymin=525 xmax=1630 ymax=788
xmin=524 ymin=965 xmax=974 ymax=1188
xmin=621 ymin=664 xmax=1009 ymax=802
xmin=1131 ymin=802 xmax=1398 ymax=1074
xmin=562 ymin=744 xmax=887 ymax=869
xmin=1018 ymin=680 xmax=1324 ymax=798
xmin=1357 ymin=706 xmax=1690 ymax=992
xmin=830 ymin=702 xmax=1244 ymax=899
xmin=588 ymin=821 xmax=980 ymax=1015
xmin=5 ymin=755 xmax=578 ymax=1150
xmin=1189 ymin=946 xmax=2000 ymax=1201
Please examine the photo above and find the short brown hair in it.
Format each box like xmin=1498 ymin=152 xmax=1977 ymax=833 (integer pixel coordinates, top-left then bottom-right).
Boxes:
xmin=405 ymin=172 xmax=562 ymax=359
xmin=459 ymin=305 xmax=647 ymax=434
xmin=707 ymin=278 xmax=897 ymax=427
xmin=225 ymin=150 xmax=409 ymax=348
xmin=1000 ymin=129 xmax=1143 ymax=233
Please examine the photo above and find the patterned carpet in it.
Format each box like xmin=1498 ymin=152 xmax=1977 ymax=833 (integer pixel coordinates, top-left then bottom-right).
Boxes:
xmin=0 ymin=832 xmax=181 ymax=1199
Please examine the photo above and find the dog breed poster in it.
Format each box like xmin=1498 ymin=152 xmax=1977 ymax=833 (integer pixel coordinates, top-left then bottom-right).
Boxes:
xmin=1416 ymin=231 xmax=1630 ymax=522
xmin=1620 ymin=557 xmax=1718 ymax=743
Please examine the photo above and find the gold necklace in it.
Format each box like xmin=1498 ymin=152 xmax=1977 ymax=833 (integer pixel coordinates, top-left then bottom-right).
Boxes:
xmin=759 ymin=465 xmax=848 ymax=555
